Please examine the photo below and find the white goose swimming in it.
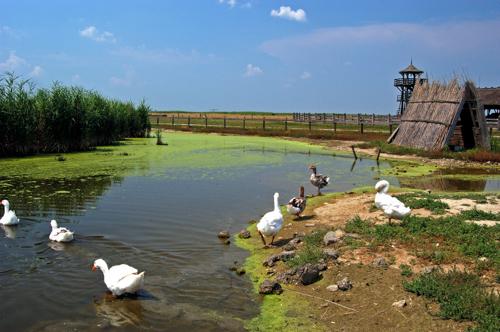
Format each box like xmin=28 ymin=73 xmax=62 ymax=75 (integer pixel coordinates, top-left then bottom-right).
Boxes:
xmin=286 ymin=186 xmax=307 ymax=218
xmin=256 ymin=192 xmax=283 ymax=246
xmin=49 ymin=220 xmax=74 ymax=242
xmin=0 ymin=199 xmax=19 ymax=225
xmin=92 ymin=259 xmax=145 ymax=297
xmin=374 ymin=180 xmax=411 ymax=223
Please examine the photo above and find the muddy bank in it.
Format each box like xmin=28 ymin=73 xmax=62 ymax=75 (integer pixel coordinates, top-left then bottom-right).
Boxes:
xmin=237 ymin=189 xmax=499 ymax=331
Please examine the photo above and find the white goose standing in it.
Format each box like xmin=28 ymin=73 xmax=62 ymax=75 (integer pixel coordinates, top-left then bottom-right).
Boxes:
xmin=374 ymin=180 xmax=411 ymax=223
xmin=0 ymin=199 xmax=19 ymax=225
xmin=92 ymin=258 xmax=145 ymax=297
xmin=49 ymin=220 xmax=74 ymax=242
xmin=256 ymin=192 xmax=283 ymax=246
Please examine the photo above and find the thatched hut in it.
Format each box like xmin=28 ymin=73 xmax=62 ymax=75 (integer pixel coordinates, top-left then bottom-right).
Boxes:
xmin=388 ymin=80 xmax=490 ymax=151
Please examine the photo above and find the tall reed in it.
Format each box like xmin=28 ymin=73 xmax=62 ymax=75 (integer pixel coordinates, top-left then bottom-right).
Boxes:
xmin=0 ymin=72 xmax=151 ymax=156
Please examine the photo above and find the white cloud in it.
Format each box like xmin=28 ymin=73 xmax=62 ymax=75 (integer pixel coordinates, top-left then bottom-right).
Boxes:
xmin=30 ymin=65 xmax=43 ymax=77
xmin=271 ymin=6 xmax=306 ymax=22
xmin=0 ymin=51 xmax=27 ymax=71
xmin=244 ymin=64 xmax=263 ymax=77
xmin=241 ymin=2 xmax=252 ymax=9
xmin=0 ymin=25 xmax=18 ymax=38
xmin=261 ymin=20 xmax=500 ymax=60
xmin=79 ymin=25 xmax=116 ymax=43
xmin=300 ymin=71 xmax=311 ymax=79
xmin=219 ymin=0 xmax=237 ymax=8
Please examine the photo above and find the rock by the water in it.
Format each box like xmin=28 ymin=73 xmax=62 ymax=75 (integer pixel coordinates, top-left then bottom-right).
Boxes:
xmin=218 ymin=231 xmax=230 ymax=239
xmin=238 ymin=230 xmax=251 ymax=239
xmin=259 ymin=280 xmax=283 ymax=295
xmin=283 ymin=238 xmax=302 ymax=251
xmin=323 ymin=248 xmax=340 ymax=260
xmin=323 ymin=231 xmax=339 ymax=246
xmin=263 ymin=250 xmax=296 ymax=267
xmin=235 ymin=267 xmax=246 ymax=275
xmin=337 ymin=277 xmax=352 ymax=291
xmin=326 ymin=284 xmax=339 ymax=292
xmin=392 ymin=299 xmax=407 ymax=308
xmin=372 ymin=257 xmax=388 ymax=268
xmin=300 ymin=264 xmax=321 ymax=285
xmin=276 ymin=263 xmax=323 ymax=286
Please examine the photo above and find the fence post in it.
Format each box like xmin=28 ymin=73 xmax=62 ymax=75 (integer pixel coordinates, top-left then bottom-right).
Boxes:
xmin=284 ymin=119 xmax=288 ymax=131
xmin=188 ymin=116 xmax=191 ymax=128
xmin=308 ymin=119 xmax=312 ymax=131
xmin=344 ymin=113 xmax=347 ymax=124
xmin=372 ymin=113 xmax=375 ymax=126
xmin=263 ymin=117 xmax=266 ymax=130
xmin=243 ymin=117 xmax=246 ymax=129
xmin=171 ymin=116 xmax=175 ymax=127
xmin=205 ymin=116 xmax=208 ymax=128
xmin=323 ymin=113 xmax=326 ymax=124
xmin=334 ymin=120 xmax=337 ymax=133
xmin=357 ymin=113 xmax=361 ymax=132
xmin=388 ymin=113 xmax=392 ymax=134
xmin=157 ymin=117 xmax=159 ymax=126
xmin=224 ymin=116 xmax=227 ymax=128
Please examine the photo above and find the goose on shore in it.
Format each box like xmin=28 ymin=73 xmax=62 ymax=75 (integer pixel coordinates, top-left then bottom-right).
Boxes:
xmin=309 ymin=165 xmax=329 ymax=195
xmin=256 ymin=192 xmax=283 ymax=246
xmin=0 ymin=199 xmax=19 ymax=225
xmin=374 ymin=180 xmax=411 ymax=223
xmin=287 ymin=186 xmax=307 ymax=218
xmin=49 ymin=220 xmax=74 ymax=242
xmin=92 ymin=259 xmax=145 ymax=297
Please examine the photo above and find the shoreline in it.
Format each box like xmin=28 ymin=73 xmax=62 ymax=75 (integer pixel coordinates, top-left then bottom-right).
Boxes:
xmin=236 ymin=186 xmax=500 ymax=331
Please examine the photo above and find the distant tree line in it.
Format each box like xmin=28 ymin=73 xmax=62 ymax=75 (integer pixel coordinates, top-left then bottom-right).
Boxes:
xmin=0 ymin=72 xmax=151 ymax=156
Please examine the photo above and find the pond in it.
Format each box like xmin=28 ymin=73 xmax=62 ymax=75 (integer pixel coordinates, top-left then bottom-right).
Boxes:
xmin=0 ymin=132 xmax=497 ymax=331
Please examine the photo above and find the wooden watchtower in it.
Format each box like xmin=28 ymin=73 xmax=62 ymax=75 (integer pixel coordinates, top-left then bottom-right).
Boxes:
xmin=394 ymin=61 xmax=426 ymax=115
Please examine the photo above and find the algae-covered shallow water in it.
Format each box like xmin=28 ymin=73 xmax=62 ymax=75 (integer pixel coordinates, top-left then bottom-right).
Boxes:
xmin=0 ymin=132 xmax=497 ymax=331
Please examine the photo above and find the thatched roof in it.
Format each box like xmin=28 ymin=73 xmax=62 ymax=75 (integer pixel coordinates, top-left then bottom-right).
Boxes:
xmin=399 ymin=62 xmax=424 ymax=75
xmin=478 ymin=87 xmax=500 ymax=108
xmin=389 ymin=79 xmax=489 ymax=150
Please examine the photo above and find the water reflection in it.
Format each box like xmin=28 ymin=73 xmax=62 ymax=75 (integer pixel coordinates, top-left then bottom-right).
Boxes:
xmin=1 ymin=225 xmax=17 ymax=239
xmin=0 ymin=175 xmax=122 ymax=216
xmin=94 ymin=294 xmax=144 ymax=328
xmin=399 ymin=176 xmax=488 ymax=192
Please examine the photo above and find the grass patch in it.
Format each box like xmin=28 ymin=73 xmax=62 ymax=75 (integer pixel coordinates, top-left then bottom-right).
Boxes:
xmin=396 ymin=193 xmax=449 ymax=214
xmin=287 ymin=229 xmax=327 ymax=268
xmin=344 ymin=211 xmax=500 ymax=270
xmin=399 ymin=264 xmax=413 ymax=277
xmin=404 ymin=270 xmax=500 ymax=331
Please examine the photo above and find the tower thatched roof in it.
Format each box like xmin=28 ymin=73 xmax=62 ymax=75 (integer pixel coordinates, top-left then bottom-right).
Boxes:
xmin=389 ymin=79 xmax=490 ymax=150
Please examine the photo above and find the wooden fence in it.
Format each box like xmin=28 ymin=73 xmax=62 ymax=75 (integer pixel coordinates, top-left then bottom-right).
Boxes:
xmin=149 ymin=112 xmax=500 ymax=135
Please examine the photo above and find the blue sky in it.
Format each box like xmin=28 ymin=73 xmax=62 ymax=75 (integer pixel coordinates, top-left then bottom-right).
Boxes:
xmin=1 ymin=0 xmax=500 ymax=114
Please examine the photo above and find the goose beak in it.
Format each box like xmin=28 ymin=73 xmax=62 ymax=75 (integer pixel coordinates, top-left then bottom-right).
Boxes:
xmin=91 ymin=264 xmax=96 ymax=271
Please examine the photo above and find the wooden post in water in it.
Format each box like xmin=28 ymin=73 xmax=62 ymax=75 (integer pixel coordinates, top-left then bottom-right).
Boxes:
xmin=376 ymin=148 xmax=381 ymax=163
xmin=351 ymin=145 xmax=358 ymax=159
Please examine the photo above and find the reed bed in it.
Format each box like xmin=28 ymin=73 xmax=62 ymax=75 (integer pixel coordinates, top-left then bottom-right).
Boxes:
xmin=0 ymin=72 xmax=151 ymax=156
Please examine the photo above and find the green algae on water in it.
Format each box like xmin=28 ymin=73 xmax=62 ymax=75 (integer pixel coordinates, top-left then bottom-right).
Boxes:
xmin=0 ymin=132 xmax=332 ymax=180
